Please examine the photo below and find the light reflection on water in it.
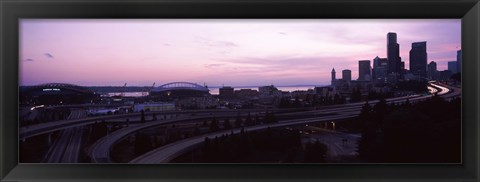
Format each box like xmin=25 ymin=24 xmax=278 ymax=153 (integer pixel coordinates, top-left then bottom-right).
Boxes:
xmin=107 ymin=86 xmax=322 ymax=97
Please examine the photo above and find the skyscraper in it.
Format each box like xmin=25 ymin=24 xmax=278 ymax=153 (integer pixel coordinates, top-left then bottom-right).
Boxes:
xmin=342 ymin=69 xmax=352 ymax=82
xmin=372 ymin=56 xmax=388 ymax=80
xmin=448 ymin=61 xmax=458 ymax=74
xmin=409 ymin=41 xmax=428 ymax=79
xmin=427 ymin=61 xmax=437 ymax=80
xmin=457 ymin=50 xmax=462 ymax=73
xmin=387 ymin=32 xmax=401 ymax=74
xmin=331 ymin=68 xmax=336 ymax=85
xmin=358 ymin=60 xmax=371 ymax=81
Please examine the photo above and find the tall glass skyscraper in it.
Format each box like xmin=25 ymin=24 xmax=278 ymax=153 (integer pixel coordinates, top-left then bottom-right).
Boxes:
xmin=387 ymin=32 xmax=401 ymax=75
xmin=409 ymin=41 xmax=428 ymax=79
xmin=358 ymin=60 xmax=371 ymax=81
xmin=372 ymin=56 xmax=388 ymax=81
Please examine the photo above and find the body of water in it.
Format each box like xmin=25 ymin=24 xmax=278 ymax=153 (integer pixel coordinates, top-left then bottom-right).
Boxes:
xmin=106 ymin=86 xmax=324 ymax=97
xmin=208 ymin=86 xmax=318 ymax=95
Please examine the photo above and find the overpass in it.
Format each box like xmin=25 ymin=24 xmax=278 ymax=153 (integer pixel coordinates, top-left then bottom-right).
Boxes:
xmin=23 ymin=82 xmax=459 ymax=163
xmin=130 ymin=113 xmax=357 ymax=163
xmin=91 ymin=92 xmax=442 ymax=163
xmin=128 ymin=83 xmax=458 ymax=163
xmin=87 ymin=113 xmax=264 ymax=163
xmin=19 ymin=108 xmax=307 ymax=139
xmin=21 ymin=82 xmax=454 ymax=140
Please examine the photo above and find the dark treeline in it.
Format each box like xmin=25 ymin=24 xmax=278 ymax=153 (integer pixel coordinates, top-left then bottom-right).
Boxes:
xmin=90 ymin=120 xmax=108 ymax=142
xmin=173 ymin=128 xmax=328 ymax=163
xmin=357 ymin=95 xmax=461 ymax=163
xmin=395 ymin=80 xmax=429 ymax=93
xmin=450 ymin=73 xmax=461 ymax=82
xmin=279 ymin=93 xmax=346 ymax=108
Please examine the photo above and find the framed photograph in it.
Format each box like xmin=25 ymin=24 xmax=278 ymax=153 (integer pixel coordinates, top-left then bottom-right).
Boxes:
xmin=1 ymin=0 xmax=479 ymax=181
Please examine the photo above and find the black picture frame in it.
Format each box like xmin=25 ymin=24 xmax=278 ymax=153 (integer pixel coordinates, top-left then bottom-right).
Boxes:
xmin=1 ymin=0 xmax=479 ymax=181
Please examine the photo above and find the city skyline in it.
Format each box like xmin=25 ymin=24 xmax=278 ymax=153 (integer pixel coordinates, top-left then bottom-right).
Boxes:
xmin=20 ymin=19 xmax=461 ymax=86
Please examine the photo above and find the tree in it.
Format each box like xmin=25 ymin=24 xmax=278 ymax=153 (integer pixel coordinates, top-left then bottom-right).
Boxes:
xmin=334 ymin=93 xmax=342 ymax=104
xmin=451 ymin=73 xmax=461 ymax=82
xmin=303 ymin=140 xmax=328 ymax=163
xmin=278 ymin=97 xmax=292 ymax=108
xmin=265 ymin=112 xmax=277 ymax=123
xmin=245 ymin=113 xmax=253 ymax=126
xmin=223 ymin=118 xmax=232 ymax=129
xmin=356 ymin=101 xmax=377 ymax=160
xmin=351 ymin=87 xmax=362 ymax=102
xmin=194 ymin=126 xmax=201 ymax=136
xmin=372 ymin=97 xmax=388 ymax=126
xmin=141 ymin=110 xmax=146 ymax=123
xmin=357 ymin=102 xmax=372 ymax=129
xmin=235 ymin=114 xmax=243 ymax=128
xmin=209 ymin=117 xmax=219 ymax=132
xmin=293 ymin=96 xmax=302 ymax=107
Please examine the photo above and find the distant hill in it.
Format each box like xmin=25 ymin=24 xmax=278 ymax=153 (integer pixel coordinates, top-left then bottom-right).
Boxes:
xmin=87 ymin=86 xmax=149 ymax=93
xmin=208 ymin=84 xmax=318 ymax=88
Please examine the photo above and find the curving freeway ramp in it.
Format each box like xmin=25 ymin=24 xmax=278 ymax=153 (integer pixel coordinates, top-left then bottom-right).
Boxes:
xmin=129 ymin=83 xmax=458 ymax=163
xmin=130 ymin=113 xmax=357 ymax=163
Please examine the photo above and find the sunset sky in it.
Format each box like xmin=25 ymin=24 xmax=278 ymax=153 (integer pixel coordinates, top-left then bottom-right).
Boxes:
xmin=20 ymin=19 xmax=461 ymax=87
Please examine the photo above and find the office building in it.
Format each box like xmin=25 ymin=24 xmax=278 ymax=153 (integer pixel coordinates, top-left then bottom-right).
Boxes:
xmin=409 ymin=41 xmax=428 ymax=79
xmin=457 ymin=50 xmax=462 ymax=73
xmin=387 ymin=32 xmax=402 ymax=74
xmin=439 ymin=70 xmax=452 ymax=81
xmin=448 ymin=61 xmax=458 ymax=74
xmin=342 ymin=69 xmax=352 ymax=82
xmin=219 ymin=86 xmax=234 ymax=98
xmin=259 ymin=85 xmax=279 ymax=96
xmin=358 ymin=60 xmax=371 ymax=81
xmin=372 ymin=56 xmax=388 ymax=81
xmin=235 ymin=89 xmax=259 ymax=98
xmin=331 ymin=68 xmax=336 ymax=85
xmin=427 ymin=61 xmax=437 ymax=80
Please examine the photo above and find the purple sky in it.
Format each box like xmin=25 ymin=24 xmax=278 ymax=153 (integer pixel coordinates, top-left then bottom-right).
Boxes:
xmin=20 ymin=19 xmax=461 ymax=86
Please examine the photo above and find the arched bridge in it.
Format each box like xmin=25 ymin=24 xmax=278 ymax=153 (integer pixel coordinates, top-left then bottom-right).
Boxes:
xmin=150 ymin=82 xmax=209 ymax=92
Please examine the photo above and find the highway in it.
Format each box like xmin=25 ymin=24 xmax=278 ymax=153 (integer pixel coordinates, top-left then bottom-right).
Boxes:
xmin=21 ymin=82 xmax=455 ymax=140
xmin=27 ymin=82 xmax=459 ymax=163
xmin=90 ymin=87 xmax=441 ymax=163
xmin=42 ymin=110 xmax=87 ymax=163
xmin=129 ymin=83 xmax=457 ymax=163
xmin=130 ymin=113 xmax=358 ymax=163
xmin=87 ymin=113 xmax=263 ymax=163
xmin=19 ymin=108 xmax=306 ymax=139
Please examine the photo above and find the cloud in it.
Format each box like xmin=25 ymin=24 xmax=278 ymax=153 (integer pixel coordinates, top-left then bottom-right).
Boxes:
xmin=215 ymin=56 xmax=339 ymax=76
xmin=25 ymin=58 xmax=34 ymax=61
xmin=204 ymin=64 xmax=224 ymax=69
xmin=163 ymin=43 xmax=171 ymax=46
xmin=194 ymin=36 xmax=238 ymax=48
xmin=44 ymin=53 xmax=54 ymax=59
xmin=214 ymin=41 xmax=238 ymax=47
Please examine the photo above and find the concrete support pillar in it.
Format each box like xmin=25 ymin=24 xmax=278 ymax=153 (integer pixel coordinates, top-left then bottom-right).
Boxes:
xmin=47 ymin=133 xmax=52 ymax=145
